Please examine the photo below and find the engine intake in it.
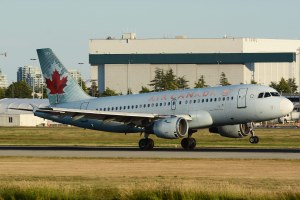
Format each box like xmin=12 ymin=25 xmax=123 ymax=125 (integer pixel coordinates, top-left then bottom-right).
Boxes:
xmin=153 ymin=117 xmax=188 ymax=139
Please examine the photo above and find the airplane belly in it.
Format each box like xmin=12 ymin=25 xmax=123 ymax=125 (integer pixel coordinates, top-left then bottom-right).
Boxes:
xmin=35 ymin=112 xmax=142 ymax=133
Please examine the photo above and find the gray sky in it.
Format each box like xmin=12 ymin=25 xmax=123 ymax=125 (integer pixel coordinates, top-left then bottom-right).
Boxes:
xmin=1 ymin=0 xmax=300 ymax=83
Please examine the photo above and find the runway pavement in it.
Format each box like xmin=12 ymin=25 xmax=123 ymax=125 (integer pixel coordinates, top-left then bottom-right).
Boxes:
xmin=0 ymin=146 xmax=299 ymax=159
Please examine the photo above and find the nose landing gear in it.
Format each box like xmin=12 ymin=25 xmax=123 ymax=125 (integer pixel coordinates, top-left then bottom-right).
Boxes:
xmin=249 ymin=135 xmax=259 ymax=144
xmin=248 ymin=123 xmax=259 ymax=144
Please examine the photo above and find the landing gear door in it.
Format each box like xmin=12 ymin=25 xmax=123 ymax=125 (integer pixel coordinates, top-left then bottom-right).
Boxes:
xmin=237 ymin=88 xmax=247 ymax=108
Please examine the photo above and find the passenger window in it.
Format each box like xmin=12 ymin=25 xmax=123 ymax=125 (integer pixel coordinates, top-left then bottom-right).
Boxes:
xmin=197 ymin=99 xmax=200 ymax=103
xmin=128 ymin=106 xmax=130 ymax=109
xmin=99 ymin=108 xmax=102 ymax=111
xmin=144 ymin=104 xmax=146 ymax=108
xmin=168 ymin=102 xmax=171 ymax=106
xmin=210 ymin=98 xmax=213 ymax=102
xmin=214 ymin=98 xmax=217 ymax=102
xmin=223 ymin=97 xmax=225 ymax=101
xmin=231 ymin=97 xmax=234 ymax=100
xmin=258 ymin=93 xmax=264 ymax=98
xmin=104 ymin=108 xmax=106 ymax=111
xmin=108 ymin=108 xmax=110 ymax=111
xmin=206 ymin=99 xmax=208 ymax=102
xmin=164 ymin=102 xmax=167 ymax=106
xmin=194 ymin=100 xmax=196 ymax=103
xmin=202 ymin=99 xmax=204 ymax=103
xmin=179 ymin=101 xmax=182 ymax=105
xmin=264 ymin=92 xmax=271 ymax=98
xmin=115 ymin=107 xmax=118 ymax=111
xmin=119 ymin=107 xmax=122 ymax=110
xmin=185 ymin=100 xmax=188 ymax=104
xmin=136 ymin=105 xmax=138 ymax=108
xmin=227 ymin=97 xmax=229 ymax=101
xmin=156 ymin=103 xmax=158 ymax=107
xmin=148 ymin=104 xmax=150 ymax=107
xmin=160 ymin=103 xmax=162 ymax=106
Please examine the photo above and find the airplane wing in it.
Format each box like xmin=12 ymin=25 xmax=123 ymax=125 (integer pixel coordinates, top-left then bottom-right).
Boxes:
xmin=32 ymin=107 xmax=192 ymax=126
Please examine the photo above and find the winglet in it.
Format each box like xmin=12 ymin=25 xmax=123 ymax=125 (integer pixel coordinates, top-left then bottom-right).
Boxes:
xmin=30 ymin=104 xmax=38 ymax=112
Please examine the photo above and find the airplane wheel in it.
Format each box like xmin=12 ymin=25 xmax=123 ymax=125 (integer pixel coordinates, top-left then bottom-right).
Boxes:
xmin=148 ymin=138 xmax=154 ymax=149
xmin=190 ymin=138 xmax=196 ymax=149
xmin=139 ymin=138 xmax=154 ymax=150
xmin=249 ymin=136 xmax=259 ymax=144
xmin=181 ymin=138 xmax=196 ymax=150
xmin=253 ymin=136 xmax=259 ymax=144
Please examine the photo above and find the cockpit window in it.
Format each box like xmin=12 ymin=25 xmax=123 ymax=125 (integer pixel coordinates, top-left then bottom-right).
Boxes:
xmin=270 ymin=92 xmax=280 ymax=96
xmin=264 ymin=92 xmax=271 ymax=98
xmin=258 ymin=93 xmax=264 ymax=98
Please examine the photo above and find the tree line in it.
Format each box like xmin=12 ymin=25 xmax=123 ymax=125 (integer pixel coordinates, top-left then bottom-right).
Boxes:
xmin=0 ymin=69 xmax=298 ymax=99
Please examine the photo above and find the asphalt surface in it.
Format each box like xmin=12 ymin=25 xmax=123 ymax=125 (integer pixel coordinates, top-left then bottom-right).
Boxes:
xmin=0 ymin=146 xmax=299 ymax=159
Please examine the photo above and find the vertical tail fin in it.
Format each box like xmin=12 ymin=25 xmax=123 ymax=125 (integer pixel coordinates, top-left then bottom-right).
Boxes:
xmin=37 ymin=48 xmax=91 ymax=105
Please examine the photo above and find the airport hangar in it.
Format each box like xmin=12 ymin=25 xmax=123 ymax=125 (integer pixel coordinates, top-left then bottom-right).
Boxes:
xmin=89 ymin=35 xmax=300 ymax=94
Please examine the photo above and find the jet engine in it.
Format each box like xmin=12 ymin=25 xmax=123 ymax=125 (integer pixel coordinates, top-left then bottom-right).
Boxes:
xmin=209 ymin=124 xmax=251 ymax=138
xmin=152 ymin=117 xmax=189 ymax=139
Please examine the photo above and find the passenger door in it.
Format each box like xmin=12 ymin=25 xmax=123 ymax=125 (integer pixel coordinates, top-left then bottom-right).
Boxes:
xmin=237 ymin=88 xmax=247 ymax=108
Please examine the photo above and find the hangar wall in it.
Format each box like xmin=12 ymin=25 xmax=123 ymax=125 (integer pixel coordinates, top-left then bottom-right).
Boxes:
xmin=89 ymin=37 xmax=300 ymax=94
xmin=102 ymin=64 xmax=247 ymax=93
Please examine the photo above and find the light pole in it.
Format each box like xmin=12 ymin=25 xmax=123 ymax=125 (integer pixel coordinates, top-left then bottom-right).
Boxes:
xmin=297 ymin=49 xmax=300 ymax=107
xmin=30 ymin=58 xmax=37 ymax=99
xmin=78 ymin=62 xmax=84 ymax=88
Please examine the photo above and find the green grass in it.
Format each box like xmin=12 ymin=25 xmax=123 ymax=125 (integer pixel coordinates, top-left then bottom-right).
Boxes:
xmin=0 ymin=127 xmax=299 ymax=199
xmin=0 ymin=126 xmax=299 ymax=148
xmin=0 ymin=181 xmax=299 ymax=200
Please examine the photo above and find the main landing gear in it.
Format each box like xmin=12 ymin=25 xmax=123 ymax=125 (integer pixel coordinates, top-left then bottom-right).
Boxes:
xmin=181 ymin=130 xmax=197 ymax=150
xmin=248 ymin=123 xmax=259 ymax=144
xmin=139 ymin=133 xmax=154 ymax=150
xmin=181 ymin=138 xmax=196 ymax=150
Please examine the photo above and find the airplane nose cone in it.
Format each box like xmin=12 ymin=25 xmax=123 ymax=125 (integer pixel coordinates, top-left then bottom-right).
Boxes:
xmin=280 ymin=99 xmax=294 ymax=115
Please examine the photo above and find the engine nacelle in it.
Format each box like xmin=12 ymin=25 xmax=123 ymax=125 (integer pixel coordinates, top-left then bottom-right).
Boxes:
xmin=153 ymin=117 xmax=189 ymax=139
xmin=209 ymin=124 xmax=251 ymax=138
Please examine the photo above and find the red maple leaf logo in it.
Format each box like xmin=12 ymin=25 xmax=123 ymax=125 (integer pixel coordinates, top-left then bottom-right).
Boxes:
xmin=45 ymin=70 xmax=68 ymax=94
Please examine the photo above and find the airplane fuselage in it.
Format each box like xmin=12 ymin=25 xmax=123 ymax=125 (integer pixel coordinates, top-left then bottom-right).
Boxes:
xmin=35 ymin=84 xmax=291 ymax=133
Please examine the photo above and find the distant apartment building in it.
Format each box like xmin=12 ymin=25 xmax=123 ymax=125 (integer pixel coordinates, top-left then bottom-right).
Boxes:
xmin=17 ymin=66 xmax=44 ymax=89
xmin=69 ymin=69 xmax=82 ymax=83
xmin=0 ymin=68 xmax=8 ymax=88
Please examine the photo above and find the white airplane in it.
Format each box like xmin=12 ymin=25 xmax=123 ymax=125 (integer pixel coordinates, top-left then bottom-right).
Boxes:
xmin=32 ymin=48 xmax=293 ymax=150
